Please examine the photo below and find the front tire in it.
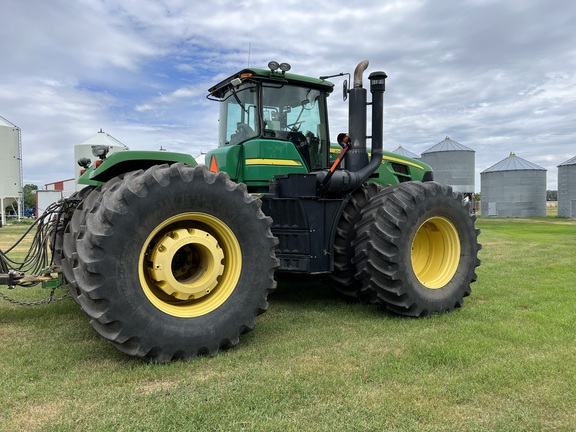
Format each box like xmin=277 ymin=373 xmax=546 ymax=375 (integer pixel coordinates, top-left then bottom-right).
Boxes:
xmin=67 ymin=164 xmax=278 ymax=362
xmin=353 ymin=182 xmax=481 ymax=316
xmin=62 ymin=180 xmax=123 ymax=304
xmin=55 ymin=186 xmax=95 ymax=303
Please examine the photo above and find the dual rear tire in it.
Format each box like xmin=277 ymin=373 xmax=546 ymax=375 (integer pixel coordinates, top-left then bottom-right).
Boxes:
xmin=326 ymin=183 xmax=380 ymax=298
xmin=352 ymin=181 xmax=481 ymax=316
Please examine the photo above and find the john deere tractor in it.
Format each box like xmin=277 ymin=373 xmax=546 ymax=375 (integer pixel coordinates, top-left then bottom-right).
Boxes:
xmin=1 ymin=60 xmax=480 ymax=362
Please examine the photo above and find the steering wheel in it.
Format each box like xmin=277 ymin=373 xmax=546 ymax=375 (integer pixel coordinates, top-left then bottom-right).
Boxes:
xmin=286 ymin=120 xmax=304 ymax=131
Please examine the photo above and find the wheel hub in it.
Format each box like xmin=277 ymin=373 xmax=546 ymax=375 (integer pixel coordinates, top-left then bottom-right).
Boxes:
xmin=147 ymin=228 xmax=225 ymax=300
xmin=411 ymin=216 xmax=460 ymax=289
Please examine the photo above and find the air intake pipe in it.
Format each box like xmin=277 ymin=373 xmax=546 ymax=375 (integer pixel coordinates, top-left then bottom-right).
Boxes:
xmin=320 ymin=61 xmax=387 ymax=193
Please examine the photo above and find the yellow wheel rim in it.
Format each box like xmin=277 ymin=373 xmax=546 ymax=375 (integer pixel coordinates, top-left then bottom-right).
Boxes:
xmin=139 ymin=213 xmax=241 ymax=317
xmin=411 ymin=216 xmax=460 ymax=289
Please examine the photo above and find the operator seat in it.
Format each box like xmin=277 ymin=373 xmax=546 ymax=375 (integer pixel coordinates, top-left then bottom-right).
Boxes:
xmin=287 ymin=131 xmax=312 ymax=170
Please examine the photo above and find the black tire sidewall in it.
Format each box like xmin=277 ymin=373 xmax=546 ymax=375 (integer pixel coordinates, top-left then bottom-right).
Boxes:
xmin=354 ymin=181 xmax=480 ymax=316
xmin=80 ymin=165 xmax=275 ymax=355
xmin=327 ymin=183 xmax=380 ymax=297
xmin=398 ymin=186 xmax=477 ymax=304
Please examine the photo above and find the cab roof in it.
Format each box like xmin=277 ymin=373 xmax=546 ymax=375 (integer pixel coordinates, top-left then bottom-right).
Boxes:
xmin=208 ymin=68 xmax=335 ymax=99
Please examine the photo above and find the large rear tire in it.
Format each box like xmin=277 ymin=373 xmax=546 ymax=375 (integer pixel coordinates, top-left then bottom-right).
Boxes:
xmin=325 ymin=183 xmax=380 ymax=298
xmin=353 ymin=181 xmax=481 ymax=316
xmin=66 ymin=164 xmax=278 ymax=362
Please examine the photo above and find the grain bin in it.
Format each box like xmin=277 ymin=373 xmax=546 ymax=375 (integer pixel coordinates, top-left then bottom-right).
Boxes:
xmin=392 ymin=145 xmax=420 ymax=159
xmin=481 ymin=153 xmax=546 ymax=217
xmin=0 ymin=116 xmax=23 ymax=226
xmin=421 ymin=136 xmax=475 ymax=193
xmin=558 ymin=155 xmax=576 ymax=218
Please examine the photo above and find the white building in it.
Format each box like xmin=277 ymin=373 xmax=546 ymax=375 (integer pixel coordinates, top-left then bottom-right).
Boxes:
xmin=0 ymin=116 xmax=23 ymax=225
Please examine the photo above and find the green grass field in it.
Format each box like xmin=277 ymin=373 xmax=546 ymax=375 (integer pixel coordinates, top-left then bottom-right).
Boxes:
xmin=1 ymin=217 xmax=575 ymax=431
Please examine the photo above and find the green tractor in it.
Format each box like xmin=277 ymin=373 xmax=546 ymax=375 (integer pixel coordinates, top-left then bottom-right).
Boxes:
xmin=15 ymin=60 xmax=481 ymax=362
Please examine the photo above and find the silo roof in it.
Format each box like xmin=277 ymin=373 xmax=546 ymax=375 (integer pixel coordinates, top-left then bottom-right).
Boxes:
xmin=0 ymin=116 xmax=18 ymax=128
xmin=392 ymin=145 xmax=420 ymax=159
xmin=558 ymin=155 xmax=576 ymax=167
xmin=422 ymin=136 xmax=474 ymax=153
xmin=482 ymin=152 xmax=546 ymax=173
xmin=79 ymin=129 xmax=129 ymax=149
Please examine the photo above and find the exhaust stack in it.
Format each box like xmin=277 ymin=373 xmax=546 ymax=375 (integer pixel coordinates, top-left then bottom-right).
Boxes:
xmin=321 ymin=61 xmax=387 ymax=193
xmin=346 ymin=60 xmax=369 ymax=172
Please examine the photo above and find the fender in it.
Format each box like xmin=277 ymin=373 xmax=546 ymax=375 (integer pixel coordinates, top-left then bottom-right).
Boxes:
xmin=328 ymin=145 xmax=434 ymax=184
xmin=78 ymin=150 xmax=197 ymax=186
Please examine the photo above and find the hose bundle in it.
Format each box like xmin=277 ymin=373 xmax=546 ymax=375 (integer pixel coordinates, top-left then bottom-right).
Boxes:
xmin=0 ymin=199 xmax=73 ymax=286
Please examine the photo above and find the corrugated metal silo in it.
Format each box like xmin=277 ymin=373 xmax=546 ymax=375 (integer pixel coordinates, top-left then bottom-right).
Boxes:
xmin=480 ymin=153 xmax=546 ymax=217
xmin=74 ymin=129 xmax=129 ymax=190
xmin=558 ymin=155 xmax=576 ymax=218
xmin=420 ymin=136 xmax=475 ymax=193
xmin=0 ymin=116 xmax=23 ymax=226
xmin=392 ymin=145 xmax=420 ymax=159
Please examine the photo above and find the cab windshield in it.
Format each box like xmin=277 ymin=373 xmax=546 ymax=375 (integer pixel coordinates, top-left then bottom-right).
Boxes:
xmin=218 ymin=81 xmax=330 ymax=170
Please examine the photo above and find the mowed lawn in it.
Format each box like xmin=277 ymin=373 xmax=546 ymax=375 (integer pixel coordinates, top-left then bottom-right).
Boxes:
xmin=1 ymin=217 xmax=575 ymax=431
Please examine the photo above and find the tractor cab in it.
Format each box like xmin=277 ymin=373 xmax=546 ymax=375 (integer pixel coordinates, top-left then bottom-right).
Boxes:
xmin=207 ymin=63 xmax=335 ymax=176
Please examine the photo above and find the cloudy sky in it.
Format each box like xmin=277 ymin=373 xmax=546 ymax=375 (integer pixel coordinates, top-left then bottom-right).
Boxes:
xmin=1 ymin=0 xmax=575 ymax=191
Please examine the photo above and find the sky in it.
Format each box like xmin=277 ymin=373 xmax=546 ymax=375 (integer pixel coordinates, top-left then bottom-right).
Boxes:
xmin=1 ymin=0 xmax=575 ymax=192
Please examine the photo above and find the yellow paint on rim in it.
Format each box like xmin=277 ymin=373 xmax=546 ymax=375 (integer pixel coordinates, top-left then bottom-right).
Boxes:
xmin=138 ymin=213 xmax=241 ymax=317
xmin=411 ymin=216 xmax=460 ymax=289
xmin=245 ymin=158 xmax=302 ymax=166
